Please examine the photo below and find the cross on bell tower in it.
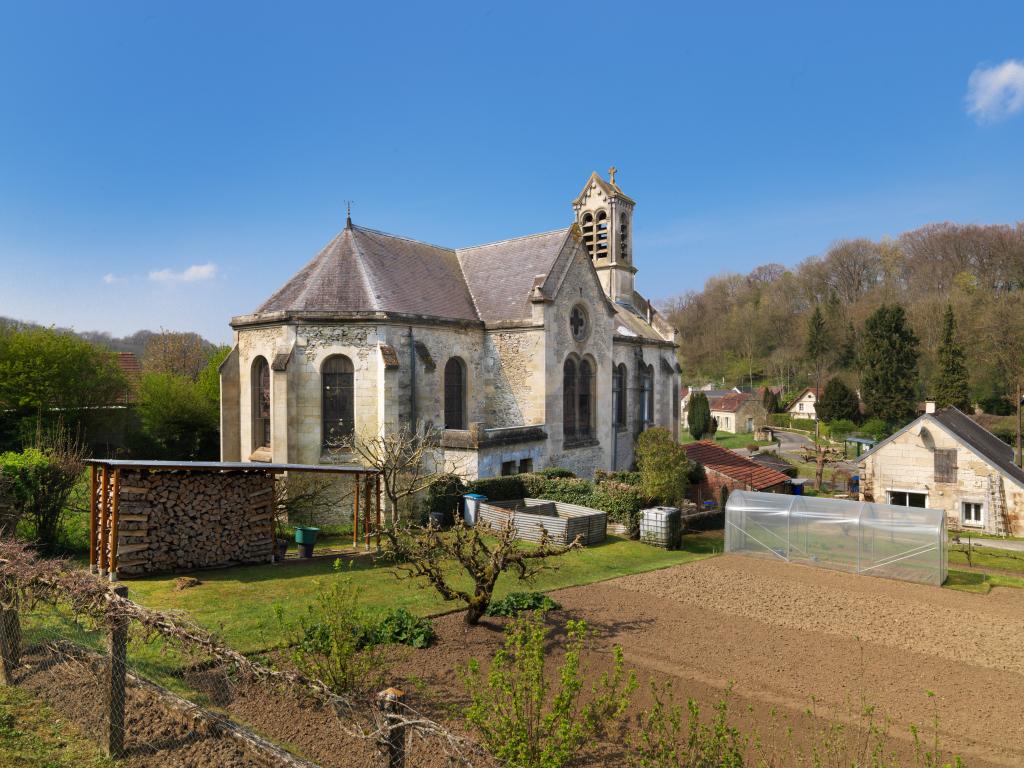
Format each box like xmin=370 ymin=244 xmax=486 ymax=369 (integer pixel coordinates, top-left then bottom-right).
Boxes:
xmin=571 ymin=168 xmax=637 ymax=302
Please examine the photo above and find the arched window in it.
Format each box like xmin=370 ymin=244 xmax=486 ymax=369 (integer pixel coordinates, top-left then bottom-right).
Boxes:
xmin=578 ymin=359 xmax=594 ymax=438
xmin=595 ymin=210 xmax=609 ymax=258
xmin=563 ymin=358 xmax=577 ymax=437
xmin=251 ymin=356 xmax=271 ymax=450
xmin=639 ymin=364 xmax=654 ymax=427
xmin=444 ymin=357 xmax=467 ymax=430
xmin=619 ymin=213 xmax=629 ymax=262
xmin=580 ymin=212 xmax=595 ymax=257
xmin=322 ymin=355 xmax=355 ymax=448
xmin=612 ymin=364 xmax=627 ymax=429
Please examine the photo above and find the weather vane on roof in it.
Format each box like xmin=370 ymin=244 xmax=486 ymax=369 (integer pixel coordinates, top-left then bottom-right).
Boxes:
xmin=345 ymin=200 xmax=353 ymax=229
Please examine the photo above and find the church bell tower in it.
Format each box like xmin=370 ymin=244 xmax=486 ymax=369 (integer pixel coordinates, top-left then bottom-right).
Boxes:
xmin=572 ymin=167 xmax=637 ymax=303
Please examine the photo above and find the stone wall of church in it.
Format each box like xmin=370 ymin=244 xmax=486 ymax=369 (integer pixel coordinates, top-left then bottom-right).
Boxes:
xmin=544 ymin=246 xmax=615 ymax=477
xmin=482 ymin=329 xmax=545 ymax=428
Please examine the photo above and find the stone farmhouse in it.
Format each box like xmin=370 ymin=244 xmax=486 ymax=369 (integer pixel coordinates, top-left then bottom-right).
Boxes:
xmin=709 ymin=392 xmax=766 ymax=434
xmin=858 ymin=404 xmax=1024 ymax=536
xmin=219 ymin=171 xmax=680 ymax=479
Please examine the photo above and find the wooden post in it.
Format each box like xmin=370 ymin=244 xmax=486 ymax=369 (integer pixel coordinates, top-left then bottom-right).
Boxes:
xmin=109 ymin=469 xmax=121 ymax=582
xmin=375 ymin=474 xmax=382 ymax=551
xmin=107 ymin=584 xmax=129 ymax=758
xmin=353 ymin=473 xmax=360 ymax=548
xmin=364 ymin=476 xmax=372 ymax=551
xmin=98 ymin=466 xmax=110 ymax=576
xmin=89 ymin=464 xmax=98 ymax=573
xmin=377 ymin=687 xmax=407 ymax=768
xmin=0 ymin=581 xmax=21 ymax=686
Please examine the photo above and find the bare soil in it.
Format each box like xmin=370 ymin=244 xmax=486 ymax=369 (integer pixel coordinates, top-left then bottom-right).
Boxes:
xmin=15 ymin=554 xmax=1024 ymax=766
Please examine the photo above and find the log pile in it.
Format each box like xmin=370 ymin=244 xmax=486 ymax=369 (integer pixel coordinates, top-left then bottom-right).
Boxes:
xmin=97 ymin=470 xmax=275 ymax=578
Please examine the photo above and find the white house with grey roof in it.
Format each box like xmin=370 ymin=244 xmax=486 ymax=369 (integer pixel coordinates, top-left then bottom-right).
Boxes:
xmin=858 ymin=404 xmax=1024 ymax=537
xmin=219 ymin=170 xmax=680 ymax=479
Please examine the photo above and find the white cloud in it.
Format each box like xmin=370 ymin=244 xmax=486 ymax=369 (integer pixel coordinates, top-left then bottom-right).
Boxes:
xmin=102 ymin=273 xmax=123 ymax=284
xmin=148 ymin=263 xmax=218 ymax=283
xmin=966 ymin=59 xmax=1024 ymax=122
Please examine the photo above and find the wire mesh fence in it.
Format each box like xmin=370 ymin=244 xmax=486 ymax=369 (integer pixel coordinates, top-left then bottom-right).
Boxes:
xmin=0 ymin=539 xmax=489 ymax=768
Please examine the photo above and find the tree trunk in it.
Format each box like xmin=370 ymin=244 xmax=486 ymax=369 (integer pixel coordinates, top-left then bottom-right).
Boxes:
xmin=814 ymin=444 xmax=826 ymax=491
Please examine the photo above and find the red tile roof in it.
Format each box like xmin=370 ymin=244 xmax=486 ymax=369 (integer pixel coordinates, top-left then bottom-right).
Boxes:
xmin=709 ymin=392 xmax=756 ymax=413
xmin=683 ymin=441 xmax=792 ymax=490
xmin=116 ymin=352 xmax=142 ymax=377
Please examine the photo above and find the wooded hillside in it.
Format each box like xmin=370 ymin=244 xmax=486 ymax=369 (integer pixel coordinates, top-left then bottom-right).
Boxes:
xmin=663 ymin=222 xmax=1024 ymax=412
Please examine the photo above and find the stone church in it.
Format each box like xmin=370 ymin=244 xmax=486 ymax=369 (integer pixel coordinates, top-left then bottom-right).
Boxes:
xmin=220 ymin=170 xmax=680 ymax=478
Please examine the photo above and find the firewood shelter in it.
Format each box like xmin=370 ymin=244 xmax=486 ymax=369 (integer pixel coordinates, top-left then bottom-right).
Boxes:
xmin=85 ymin=459 xmax=381 ymax=580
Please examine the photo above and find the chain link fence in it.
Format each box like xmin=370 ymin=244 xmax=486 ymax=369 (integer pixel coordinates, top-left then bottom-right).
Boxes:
xmin=0 ymin=539 xmax=487 ymax=768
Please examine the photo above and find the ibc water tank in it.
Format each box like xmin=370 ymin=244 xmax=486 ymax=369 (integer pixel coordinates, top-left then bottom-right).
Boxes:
xmin=640 ymin=506 xmax=681 ymax=549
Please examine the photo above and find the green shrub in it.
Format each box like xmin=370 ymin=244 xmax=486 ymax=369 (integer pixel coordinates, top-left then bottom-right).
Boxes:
xmin=535 ymin=467 xmax=576 ymax=479
xmin=635 ymin=428 xmax=691 ymax=507
xmin=768 ymin=413 xmax=792 ymax=429
xmin=858 ymin=418 xmax=891 ymax=441
xmin=374 ymin=608 xmax=435 ymax=649
xmin=462 ymin=614 xmax=635 ymax=768
xmin=595 ymin=469 xmax=642 ymax=486
xmin=425 ymin=473 xmax=466 ymax=523
xmin=790 ymin=418 xmax=817 ymax=432
xmin=466 ymin=475 xmax=527 ymax=501
xmin=826 ymin=418 xmax=858 ymax=440
xmin=486 ymin=591 xmax=561 ymax=617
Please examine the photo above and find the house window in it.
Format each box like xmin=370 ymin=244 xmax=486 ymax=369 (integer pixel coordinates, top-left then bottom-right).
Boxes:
xmin=563 ymin=358 xmax=577 ymax=437
xmin=612 ymin=364 xmax=627 ymax=429
xmin=962 ymin=501 xmax=984 ymax=527
xmin=578 ymin=359 xmax=594 ymax=437
xmin=519 ymin=458 xmax=533 ymax=474
xmin=322 ymin=355 xmax=355 ymax=448
xmin=934 ymin=449 xmax=957 ymax=483
xmin=639 ymin=364 xmax=654 ymax=427
xmin=444 ymin=357 xmax=467 ymax=430
xmin=798 ymin=403 xmax=804 ymax=411
xmin=251 ymin=356 xmax=271 ymax=450
xmin=888 ymin=490 xmax=927 ymax=508
xmin=501 ymin=460 xmax=518 ymax=476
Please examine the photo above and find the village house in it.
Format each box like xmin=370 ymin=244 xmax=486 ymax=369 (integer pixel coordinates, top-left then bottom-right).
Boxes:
xmin=858 ymin=403 xmax=1024 ymax=536
xmin=219 ymin=170 xmax=680 ymax=479
xmin=683 ymin=440 xmax=792 ymax=508
xmin=709 ymin=392 xmax=767 ymax=434
xmin=786 ymin=387 xmax=820 ymax=421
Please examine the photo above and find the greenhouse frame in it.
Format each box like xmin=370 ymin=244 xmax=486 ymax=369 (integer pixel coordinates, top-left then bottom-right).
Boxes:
xmin=725 ymin=490 xmax=947 ymax=586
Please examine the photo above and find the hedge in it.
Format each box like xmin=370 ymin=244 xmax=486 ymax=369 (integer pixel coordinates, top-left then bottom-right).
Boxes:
xmin=460 ymin=473 xmax=649 ymax=534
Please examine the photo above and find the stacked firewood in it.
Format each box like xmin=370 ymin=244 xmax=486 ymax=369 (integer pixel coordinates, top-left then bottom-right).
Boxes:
xmin=98 ymin=470 xmax=275 ymax=577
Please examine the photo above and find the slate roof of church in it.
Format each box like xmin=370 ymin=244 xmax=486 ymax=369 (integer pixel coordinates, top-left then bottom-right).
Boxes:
xmin=455 ymin=229 xmax=571 ymax=323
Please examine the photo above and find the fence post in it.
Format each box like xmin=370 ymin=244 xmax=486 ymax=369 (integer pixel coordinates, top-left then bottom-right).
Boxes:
xmin=107 ymin=584 xmax=129 ymax=758
xmin=377 ymin=687 xmax=407 ymax=768
xmin=0 ymin=580 xmax=20 ymax=685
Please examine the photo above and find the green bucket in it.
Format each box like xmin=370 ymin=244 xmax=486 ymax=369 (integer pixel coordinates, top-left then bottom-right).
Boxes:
xmin=294 ymin=526 xmax=321 ymax=558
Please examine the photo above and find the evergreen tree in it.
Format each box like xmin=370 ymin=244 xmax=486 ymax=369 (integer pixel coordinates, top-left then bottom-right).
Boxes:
xmin=687 ymin=392 xmax=711 ymax=440
xmin=834 ymin=322 xmax=857 ymax=370
xmin=762 ymin=387 xmax=780 ymax=414
xmin=933 ymin=305 xmax=971 ymax=411
xmin=859 ymin=304 xmax=920 ymax=424
xmin=816 ymin=378 xmax=860 ymax=423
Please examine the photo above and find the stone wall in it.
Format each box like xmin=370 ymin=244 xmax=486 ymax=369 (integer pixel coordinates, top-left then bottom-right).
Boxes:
xmin=99 ymin=470 xmax=275 ymax=578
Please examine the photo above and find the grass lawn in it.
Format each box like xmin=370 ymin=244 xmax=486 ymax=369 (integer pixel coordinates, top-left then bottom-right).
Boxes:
xmin=948 ymin=542 xmax=1024 ymax=574
xmin=0 ymin=685 xmax=114 ymax=768
xmin=944 ymin=568 xmax=1024 ymax=593
xmin=126 ymin=531 xmax=723 ymax=654
xmin=679 ymin=431 xmax=774 ymax=451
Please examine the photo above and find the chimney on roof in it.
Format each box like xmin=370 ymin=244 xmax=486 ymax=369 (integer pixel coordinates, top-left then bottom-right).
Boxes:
xmin=925 ymin=401 xmax=937 ymax=414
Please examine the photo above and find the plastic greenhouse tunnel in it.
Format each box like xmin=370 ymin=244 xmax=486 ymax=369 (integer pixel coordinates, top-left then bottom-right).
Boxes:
xmin=724 ymin=490 xmax=947 ymax=586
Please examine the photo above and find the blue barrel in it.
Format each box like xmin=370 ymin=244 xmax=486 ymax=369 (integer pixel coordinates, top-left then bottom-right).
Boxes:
xmin=791 ymin=479 xmax=805 ymax=496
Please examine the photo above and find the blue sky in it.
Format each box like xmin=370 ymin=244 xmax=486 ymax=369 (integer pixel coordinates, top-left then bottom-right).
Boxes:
xmin=1 ymin=1 xmax=1022 ymax=343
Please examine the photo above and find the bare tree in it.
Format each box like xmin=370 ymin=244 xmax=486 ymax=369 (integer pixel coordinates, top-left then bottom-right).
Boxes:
xmin=381 ymin=515 xmax=581 ymax=625
xmin=330 ymin=427 xmax=464 ymax=527
xmin=142 ymin=329 xmax=211 ymax=380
